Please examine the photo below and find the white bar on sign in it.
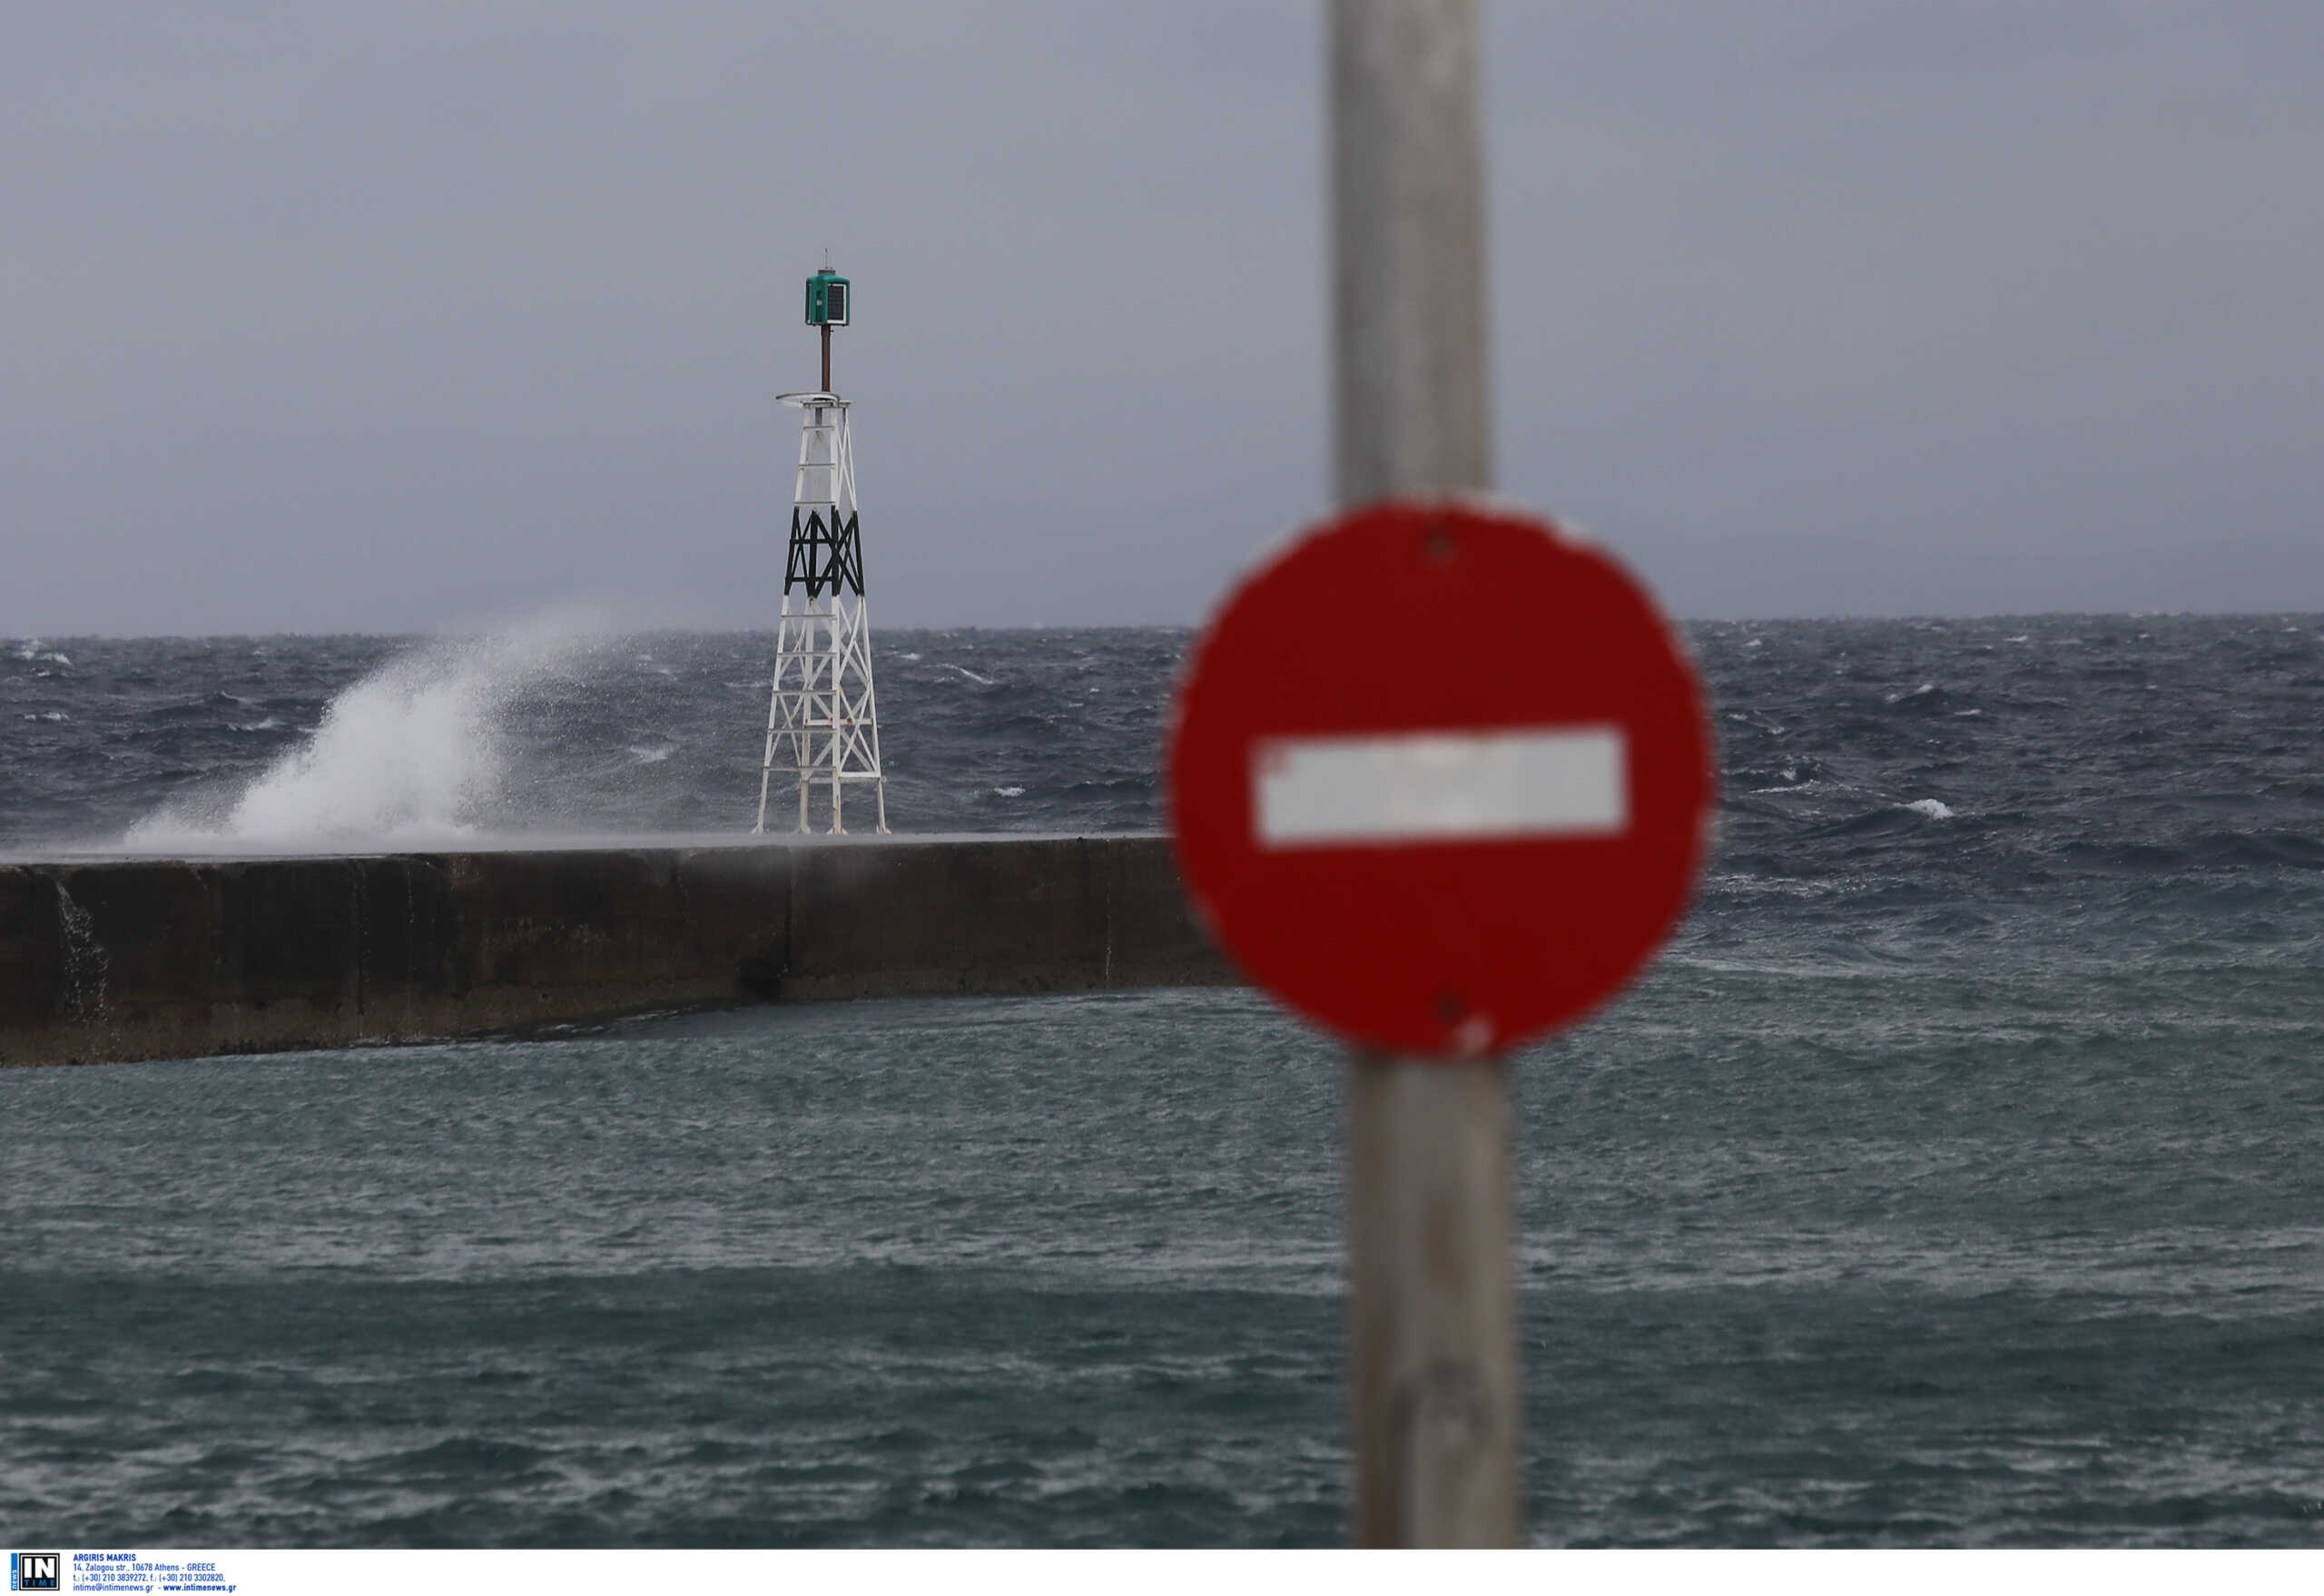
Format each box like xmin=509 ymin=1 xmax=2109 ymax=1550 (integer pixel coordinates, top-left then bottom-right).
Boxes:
xmin=1254 ymin=724 xmax=1629 ymax=847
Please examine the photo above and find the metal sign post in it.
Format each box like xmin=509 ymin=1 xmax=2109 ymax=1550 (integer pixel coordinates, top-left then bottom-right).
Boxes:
xmin=1332 ymin=0 xmax=1508 ymax=1544
xmin=1168 ymin=1 xmax=1713 ymax=1548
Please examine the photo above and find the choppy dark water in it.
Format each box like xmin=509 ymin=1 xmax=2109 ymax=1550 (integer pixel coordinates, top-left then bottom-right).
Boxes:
xmin=0 ymin=627 xmax=1187 ymax=847
xmin=4 ymin=616 xmax=2323 ymax=1545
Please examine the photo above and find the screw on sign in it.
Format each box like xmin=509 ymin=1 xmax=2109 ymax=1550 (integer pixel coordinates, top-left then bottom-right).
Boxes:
xmin=1169 ymin=500 xmax=1713 ymax=1059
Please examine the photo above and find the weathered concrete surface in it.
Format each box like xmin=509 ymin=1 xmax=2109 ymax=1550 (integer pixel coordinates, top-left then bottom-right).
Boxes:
xmin=0 ymin=835 xmax=1236 ymax=1068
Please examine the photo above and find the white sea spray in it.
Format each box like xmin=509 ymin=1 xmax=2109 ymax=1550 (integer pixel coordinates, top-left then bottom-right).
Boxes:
xmin=127 ymin=613 xmax=610 ymax=849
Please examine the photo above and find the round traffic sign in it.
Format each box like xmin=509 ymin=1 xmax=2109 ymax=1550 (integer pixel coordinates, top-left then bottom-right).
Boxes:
xmin=1168 ymin=501 xmax=1713 ymax=1059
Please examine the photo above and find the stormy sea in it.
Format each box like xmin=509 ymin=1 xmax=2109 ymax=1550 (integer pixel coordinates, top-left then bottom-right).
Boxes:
xmin=4 ymin=615 xmax=2321 ymax=1545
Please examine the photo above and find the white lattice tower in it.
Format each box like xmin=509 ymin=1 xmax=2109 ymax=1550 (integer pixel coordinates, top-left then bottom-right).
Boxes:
xmin=755 ymin=390 xmax=888 ymax=833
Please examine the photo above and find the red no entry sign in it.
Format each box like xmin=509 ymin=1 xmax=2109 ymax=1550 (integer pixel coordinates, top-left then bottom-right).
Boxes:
xmin=1168 ymin=501 xmax=1714 ymax=1059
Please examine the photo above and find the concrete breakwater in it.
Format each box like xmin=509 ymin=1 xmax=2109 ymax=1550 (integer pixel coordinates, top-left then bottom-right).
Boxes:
xmin=0 ymin=834 xmax=1235 ymax=1068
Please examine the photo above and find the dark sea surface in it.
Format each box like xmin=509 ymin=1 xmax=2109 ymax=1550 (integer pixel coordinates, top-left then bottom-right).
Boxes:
xmin=4 ymin=616 xmax=2324 ymax=1545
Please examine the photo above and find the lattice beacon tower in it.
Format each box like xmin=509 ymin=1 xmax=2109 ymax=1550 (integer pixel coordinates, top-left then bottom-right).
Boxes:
xmin=755 ymin=268 xmax=888 ymax=834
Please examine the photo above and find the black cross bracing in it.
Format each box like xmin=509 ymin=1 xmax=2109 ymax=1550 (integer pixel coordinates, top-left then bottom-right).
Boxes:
xmin=783 ymin=507 xmax=866 ymax=598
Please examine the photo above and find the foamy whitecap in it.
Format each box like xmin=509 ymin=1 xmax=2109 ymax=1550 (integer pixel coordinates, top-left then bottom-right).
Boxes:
xmin=1903 ymin=798 xmax=1955 ymax=820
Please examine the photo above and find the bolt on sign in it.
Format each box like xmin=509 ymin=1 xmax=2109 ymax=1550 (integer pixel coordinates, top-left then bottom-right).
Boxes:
xmin=1169 ymin=501 xmax=1714 ymax=1058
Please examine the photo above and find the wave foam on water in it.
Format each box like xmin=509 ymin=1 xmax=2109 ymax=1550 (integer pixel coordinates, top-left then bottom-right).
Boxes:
xmin=126 ymin=616 xmax=608 ymax=850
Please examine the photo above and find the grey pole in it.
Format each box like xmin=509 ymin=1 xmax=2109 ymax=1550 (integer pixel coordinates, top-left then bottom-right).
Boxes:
xmin=1329 ymin=0 xmax=1521 ymax=1548
xmin=1332 ymin=0 xmax=1492 ymax=506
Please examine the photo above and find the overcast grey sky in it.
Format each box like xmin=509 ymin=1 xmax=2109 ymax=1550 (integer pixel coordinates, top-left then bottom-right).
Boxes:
xmin=5 ymin=3 xmax=2319 ymax=634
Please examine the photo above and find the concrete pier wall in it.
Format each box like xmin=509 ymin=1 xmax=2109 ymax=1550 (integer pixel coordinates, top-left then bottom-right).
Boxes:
xmin=0 ymin=835 xmax=1235 ymax=1068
